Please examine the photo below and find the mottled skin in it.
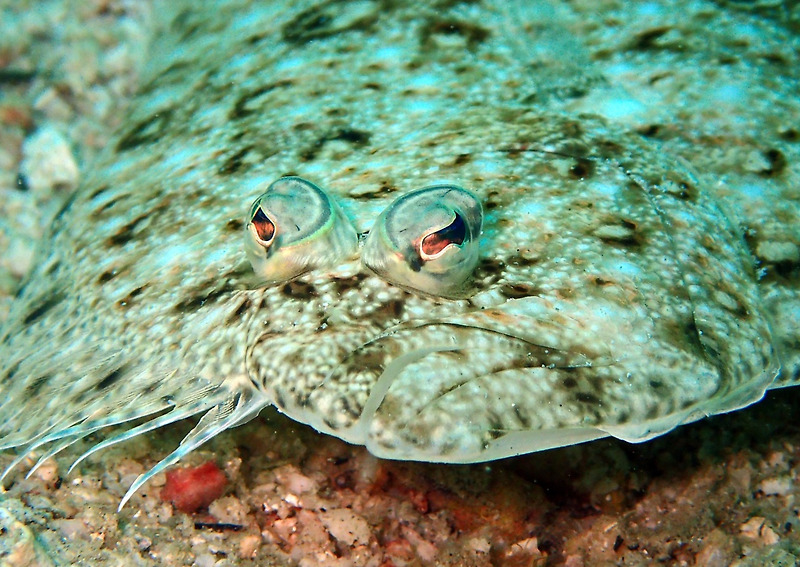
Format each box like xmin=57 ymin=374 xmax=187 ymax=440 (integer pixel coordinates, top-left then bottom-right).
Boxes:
xmin=0 ymin=0 xmax=798 ymax=506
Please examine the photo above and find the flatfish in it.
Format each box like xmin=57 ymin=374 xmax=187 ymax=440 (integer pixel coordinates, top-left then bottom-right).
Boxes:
xmin=1 ymin=0 xmax=797 ymax=510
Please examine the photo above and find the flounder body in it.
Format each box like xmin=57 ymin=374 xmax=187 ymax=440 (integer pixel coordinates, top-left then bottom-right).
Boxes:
xmin=1 ymin=0 xmax=798 ymax=509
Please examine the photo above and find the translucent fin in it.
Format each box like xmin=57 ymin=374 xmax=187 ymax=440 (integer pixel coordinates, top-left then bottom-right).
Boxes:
xmin=68 ymin=400 xmax=204 ymax=474
xmin=25 ymin=436 xmax=87 ymax=479
xmin=0 ymin=399 xmax=165 ymax=484
xmin=0 ymin=348 xmax=131 ymax=447
xmin=118 ymin=383 xmax=268 ymax=510
xmin=0 ymin=421 xmax=82 ymax=484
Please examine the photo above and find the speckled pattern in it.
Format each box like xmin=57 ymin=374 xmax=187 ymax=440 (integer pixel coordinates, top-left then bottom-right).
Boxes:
xmin=0 ymin=0 xmax=798 ymax=518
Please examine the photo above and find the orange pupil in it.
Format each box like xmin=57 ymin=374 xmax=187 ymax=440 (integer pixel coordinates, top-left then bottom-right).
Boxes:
xmin=252 ymin=208 xmax=275 ymax=242
xmin=420 ymin=213 xmax=465 ymax=257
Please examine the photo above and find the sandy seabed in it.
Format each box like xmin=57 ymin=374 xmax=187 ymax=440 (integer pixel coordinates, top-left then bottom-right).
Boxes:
xmin=1 ymin=1 xmax=800 ymax=566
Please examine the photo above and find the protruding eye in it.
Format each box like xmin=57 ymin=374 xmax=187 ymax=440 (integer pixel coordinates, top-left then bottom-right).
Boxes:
xmin=245 ymin=176 xmax=358 ymax=283
xmin=362 ymin=184 xmax=482 ymax=298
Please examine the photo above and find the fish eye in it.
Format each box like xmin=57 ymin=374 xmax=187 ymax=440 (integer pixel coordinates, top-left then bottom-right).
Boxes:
xmin=362 ymin=184 xmax=483 ymax=298
xmin=244 ymin=176 xmax=358 ymax=283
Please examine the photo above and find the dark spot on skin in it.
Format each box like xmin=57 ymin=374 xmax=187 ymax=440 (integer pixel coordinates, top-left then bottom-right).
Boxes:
xmin=246 ymin=31 xmax=268 ymax=44
xmin=637 ymin=124 xmax=662 ymax=138
xmin=475 ymin=257 xmax=505 ymax=276
xmin=106 ymin=214 xmax=148 ymax=246
xmin=0 ymin=68 xmax=37 ymax=85
xmin=218 ymin=145 xmax=253 ymax=175
xmin=315 ymin=315 xmax=331 ymax=332
xmin=331 ymin=128 xmax=371 ymax=145
xmin=500 ymin=283 xmax=540 ymax=299
xmin=761 ymin=53 xmax=788 ymax=67
xmin=549 ymin=144 xmax=588 ymax=164
xmin=594 ymin=139 xmax=624 ymax=159
xmin=225 ymin=219 xmax=244 ymax=232
xmin=513 ymin=405 xmax=531 ymax=428
xmin=760 ymin=148 xmax=786 ymax=177
xmin=563 ymin=377 xmax=578 ymax=389
xmin=45 ymin=261 xmax=61 ymax=276
xmin=575 ymin=392 xmax=601 ymax=405
xmin=226 ymin=298 xmax=253 ymax=324
xmin=87 ymin=185 xmax=110 ymax=200
xmin=301 ymin=128 xmax=372 ymax=161
xmin=506 ymin=253 xmax=540 ymax=268
xmin=363 ymin=82 xmax=382 ymax=90
xmin=683 ymin=319 xmax=708 ymax=359
xmin=419 ymin=19 xmax=490 ymax=51
xmin=664 ymin=177 xmax=696 ymax=201
xmin=333 ymin=273 xmax=368 ymax=294
xmin=722 ymin=289 xmax=750 ymax=319
xmin=282 ymin=280 xmax=317 ymax=300
xmin=649 ymin=380 xmax=663 ymax=389
xmin=568 ymin=158 xmax=594 ymax=180
xmin=348 ymin=180 xmax=397 ymax=200
xmin=779 ymin=127 xmax=798 ymax=142
xmin=91 ymin=197 xmax=122 ymax=219
xmin=52 ymin=192 xmax=78 ymax=225
xmin=1 ymin=361 xmax=20 ymax=382
xmin=229 ymin=81 xmax=293 ymax=120
xmin=116 ymin=109 xmax=173 ymax=152
xmin=97 ymin=269 xmax=119 ymax=284
xmin=348 ymin=345 xmax=387 ymax=374
xmin=629 ymin=26 xmax=672 ymax=51
xmin=173 ymin=283 xmax=237 ymax=313
xmin=25 ymin=375 xmax=51 ymax=397
xmin=483 ymin=190 xmax=502 ymax=211
xmin=338 ymin=397 xmax=361 ymax=420
xmin=23 ymin=292 xmax=66 ymax=325
xmin=116 ymin=285 xmax=147 ymax=309
xmin=522 ymin=84 xmax=589 ymax=105
xmin=136 ymin=59 xmax=193 ymax=95
xmin=486 ymin=427 xmax=506 ymax=441
xmin=645 ymin=405 xmax=661 ymax=420
xmin=15 ymin=173 xmax=29 ymax=192
xmin=434 ymin=0 xmax=480 ymax=7
xmin=774 ymin=257 xmax=800 ymax=279
xmin=452 ymin=153 xmax=471 ymax=166
xmin=471 ymin=257 xmax=505 ymax=290
xmin=595 ymin=219 xmax=643 ymax=247
xmin=274 ymin=391 xmax=287 ymax=410
xmin=282 ymin=0 xmax=380 ymax=44
xmin=96 ymin=367 xmax=126 ymax=390
xmin=384 ymin=299 xmax=405 ymax=319
xmin=433 ymin=377 xmax=470 ymax=401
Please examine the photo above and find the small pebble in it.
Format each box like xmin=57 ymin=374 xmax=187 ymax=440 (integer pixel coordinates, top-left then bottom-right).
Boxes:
xmin=20 ymin=126 xmax=79 ymax=196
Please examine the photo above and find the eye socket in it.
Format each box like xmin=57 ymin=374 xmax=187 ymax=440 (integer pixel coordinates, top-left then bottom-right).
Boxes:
xmin=362 ymin=184 xmax=483 ymax=298
xmin=244 ymin=176 xmax=358 ymax=283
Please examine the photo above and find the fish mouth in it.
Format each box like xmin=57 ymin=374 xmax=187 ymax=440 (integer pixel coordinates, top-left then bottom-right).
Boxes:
xmin=273 ymin=291 xmax=771 ymax=464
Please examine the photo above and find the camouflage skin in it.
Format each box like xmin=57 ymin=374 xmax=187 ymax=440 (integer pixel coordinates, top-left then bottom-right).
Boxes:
xmin=0 ymin=0 xmax=797 ymax=508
